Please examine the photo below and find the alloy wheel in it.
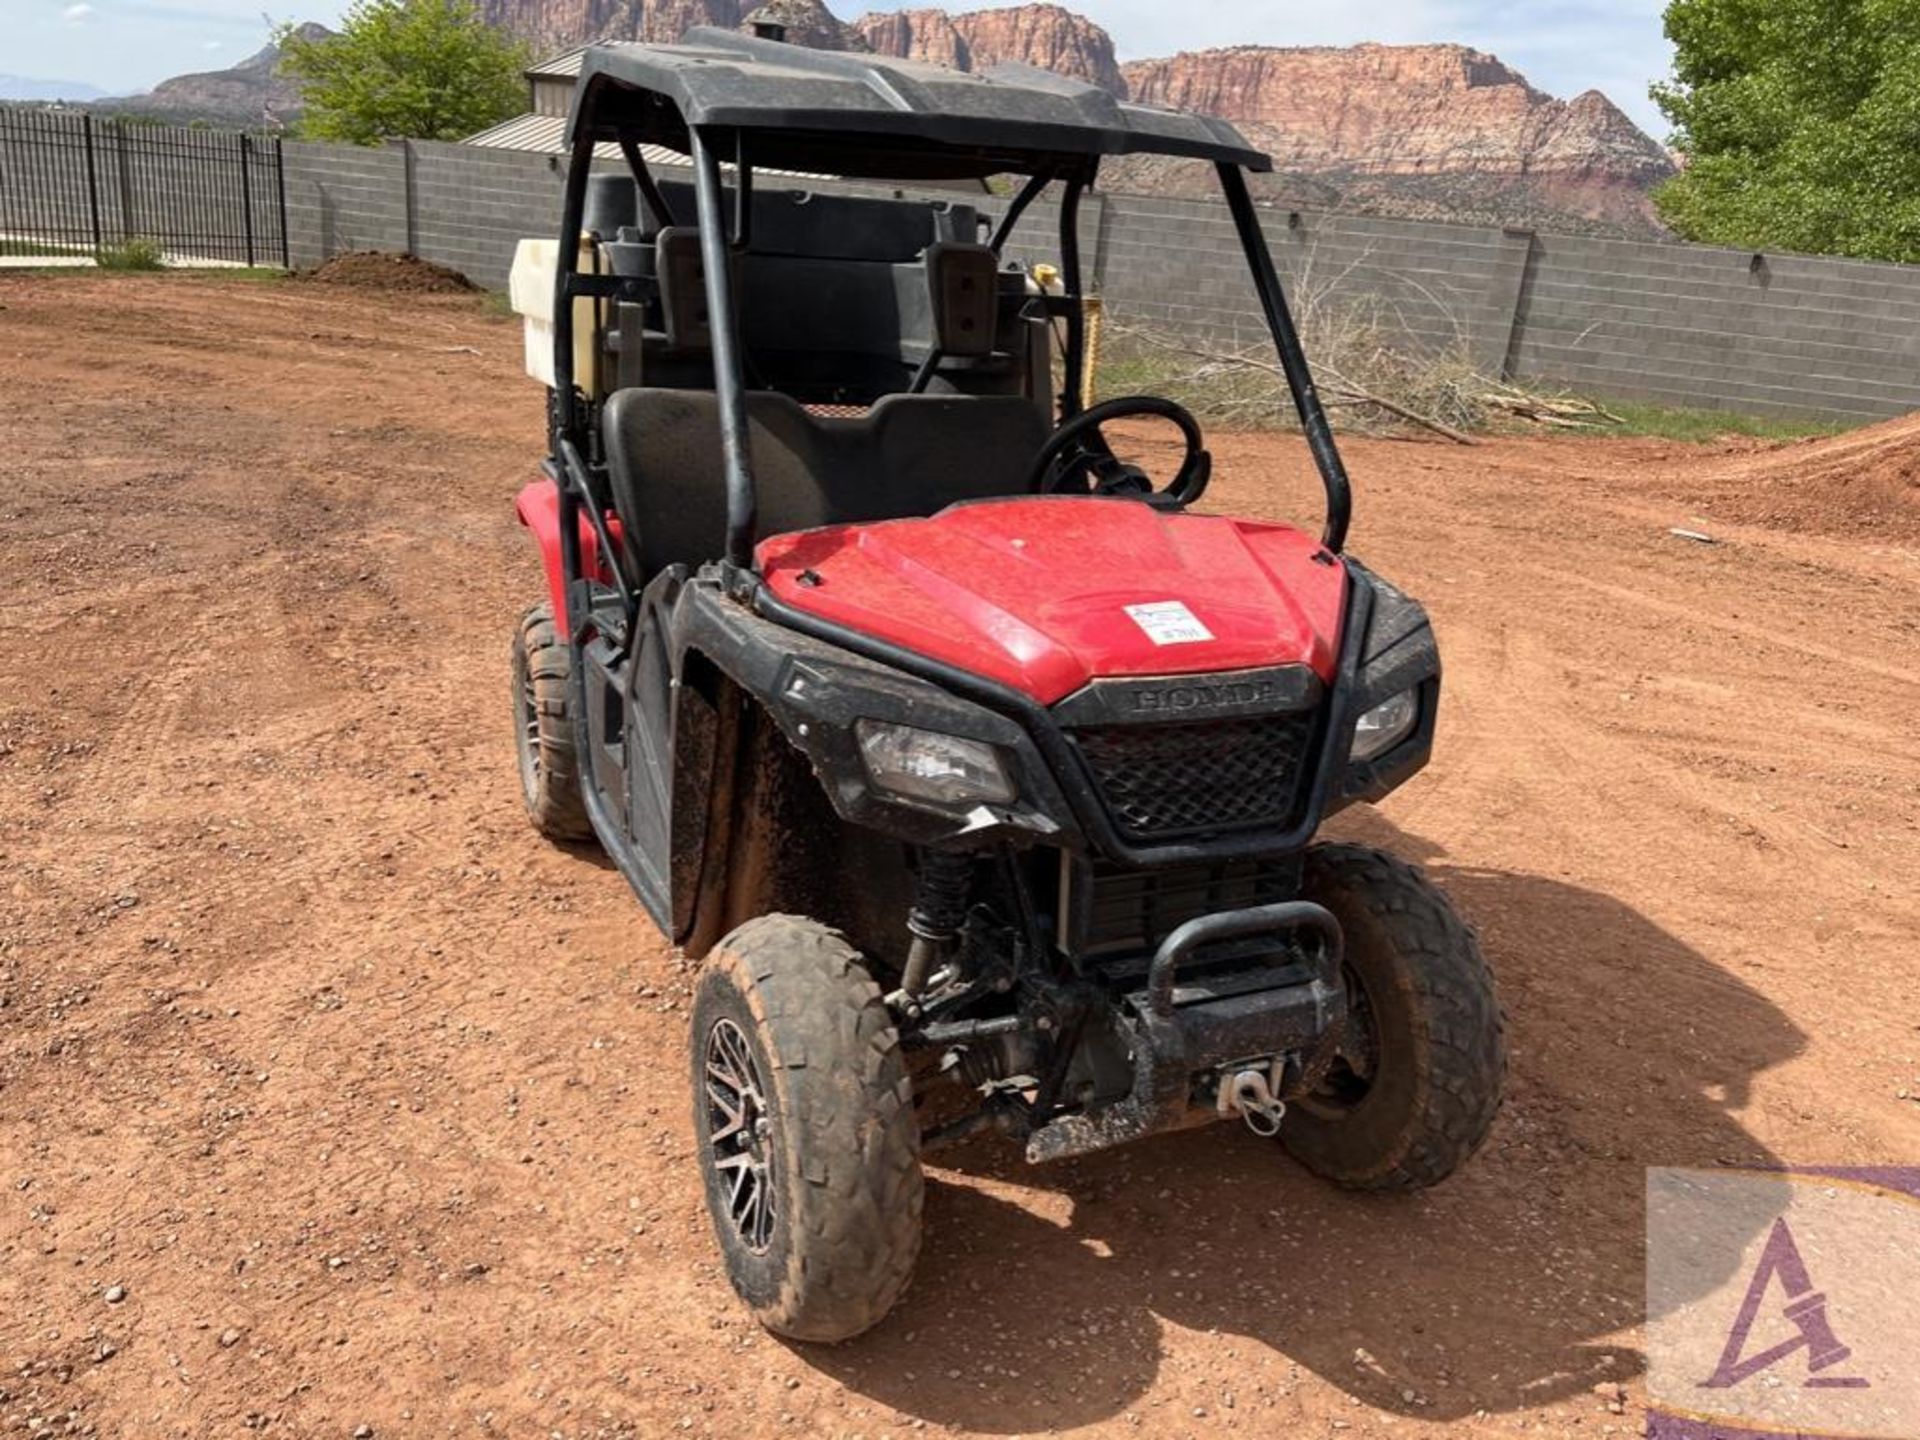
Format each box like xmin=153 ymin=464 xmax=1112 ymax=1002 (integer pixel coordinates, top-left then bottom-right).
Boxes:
xmin=703 ymin=1017 xmax=776 ymax=1253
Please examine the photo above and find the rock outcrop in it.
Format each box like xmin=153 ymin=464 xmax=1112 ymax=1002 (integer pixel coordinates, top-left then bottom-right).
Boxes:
xmin=474 ymin=0 xmax=726 ymax=51
xmin=742 ymin=0 xmax=870 ymax=48
xmin=1115 ymin=43 xmax=1675 ymax=235
xmin=474 ymin=0 xmax=865 ymax=53
xmin=1124 ymin=44 xmax=1671 ymax=186
xmin=853 ymin=5 xmax=1122 ymax=93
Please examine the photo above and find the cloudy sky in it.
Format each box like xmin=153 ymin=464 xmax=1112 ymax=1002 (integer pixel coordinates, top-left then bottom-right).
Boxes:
xmin=3 ymin=0 xmax=1677 ymax=136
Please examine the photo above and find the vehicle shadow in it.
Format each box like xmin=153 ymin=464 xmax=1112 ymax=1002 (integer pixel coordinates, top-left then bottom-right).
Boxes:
xmin=801 ymin=814 xmax=1804 ymax=1432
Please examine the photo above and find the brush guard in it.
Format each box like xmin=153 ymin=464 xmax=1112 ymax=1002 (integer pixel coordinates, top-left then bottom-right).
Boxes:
xmin=1025 ymin=901 xmax=1344 ymax=1163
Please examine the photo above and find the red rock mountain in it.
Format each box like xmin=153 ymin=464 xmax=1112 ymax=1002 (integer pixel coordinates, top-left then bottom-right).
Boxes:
xmin=1123 ymin=44 xmax=1670 ymax=183
xmin=142 ymin=1 xmax=1673 ymax=235
xmin=1116 ymin=43 xmax=1675 ymax=234
xmin=470 ymin=0 xmax=1111 ymax=73
xmin=473 ymin=0 xmax=868 ymax=54
xmin=852 ymin=5 xmax=1123 ymax=93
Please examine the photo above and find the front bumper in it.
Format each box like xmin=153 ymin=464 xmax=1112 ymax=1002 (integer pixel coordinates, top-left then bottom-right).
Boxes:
xmin=1025 ymin=901 xmax=1345 ymax=1163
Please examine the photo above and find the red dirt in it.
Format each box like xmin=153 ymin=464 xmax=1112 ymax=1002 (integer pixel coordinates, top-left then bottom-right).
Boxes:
xmin=1673 ymin=413 xmax=1920 ymax=540
xmin=301 ymin=251 xmax=477 ymax=293
xmin=2 ymin=273 xmax=1918 ymax=1440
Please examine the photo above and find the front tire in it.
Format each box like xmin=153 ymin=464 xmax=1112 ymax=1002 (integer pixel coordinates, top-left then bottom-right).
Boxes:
xmin=1281 ymin=844 xmax=1505 ymax=1190
xmin=510 ymin=601 xmax=592 ymax=842
xmin=690 ymin=915 xmax=923 ymax=1342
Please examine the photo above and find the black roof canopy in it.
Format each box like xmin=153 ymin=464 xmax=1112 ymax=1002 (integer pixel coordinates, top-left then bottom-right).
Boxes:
xmin=566 ymin=29 xmax=1272 ymax=181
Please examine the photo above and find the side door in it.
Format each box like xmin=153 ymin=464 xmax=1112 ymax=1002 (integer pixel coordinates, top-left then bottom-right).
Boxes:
xmin=620 ymin=567 xmax=683 ymax=926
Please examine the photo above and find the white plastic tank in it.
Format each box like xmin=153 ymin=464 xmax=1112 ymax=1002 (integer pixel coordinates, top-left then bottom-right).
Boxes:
xmin=509 ymin=236 xmax=602 ymax=396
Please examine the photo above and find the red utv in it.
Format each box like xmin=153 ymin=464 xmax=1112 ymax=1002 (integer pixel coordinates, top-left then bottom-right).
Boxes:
xmin=509 ymin=26 xmax=1505 ymax=1342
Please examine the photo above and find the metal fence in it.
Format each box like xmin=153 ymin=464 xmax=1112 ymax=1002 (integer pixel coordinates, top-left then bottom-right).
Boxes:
xmin=0 ymin=106 xmax=288 ymax=266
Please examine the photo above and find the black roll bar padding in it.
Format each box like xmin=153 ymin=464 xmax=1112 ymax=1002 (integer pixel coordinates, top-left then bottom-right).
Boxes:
xmin=1216 ymin=162 xmax=1354 ymax=553
xmin=691 ymin=126 xmax=759 ymax=570
xmin=617 ymin=134 xmax=676 ymax=230
xmin=990 ymin=166 xmax=1055 ymax=254
xmin=732 ymin=130 xmax=753 ymax=247
xmin=551 ymin=129 xmax=593 ymax=441
xmin=1146 ymin=901 xmax=1343 ymax=1019
xmin=551 ymin=126 xmax=597 ymax=633
xmin=559 ymin=436 xmax=635 ymax=613
xmin=1058 ymin=177 xmax=1087 ymax=420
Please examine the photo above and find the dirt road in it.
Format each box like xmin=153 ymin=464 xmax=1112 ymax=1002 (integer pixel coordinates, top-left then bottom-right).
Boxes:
xmin=2 ymin=274 xmax=1917 ymax=1439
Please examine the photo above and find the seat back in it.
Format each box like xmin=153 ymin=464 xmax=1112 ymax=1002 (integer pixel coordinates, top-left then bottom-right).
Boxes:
xmin=602 ymin=390 xmax=1051 ymax=579
xmin=596 ymin=181 xmax=1037 ymax=404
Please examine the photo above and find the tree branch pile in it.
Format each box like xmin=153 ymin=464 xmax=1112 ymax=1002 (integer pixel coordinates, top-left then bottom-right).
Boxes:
xmin=1097 ymin=253 xmax=1627 ymax=445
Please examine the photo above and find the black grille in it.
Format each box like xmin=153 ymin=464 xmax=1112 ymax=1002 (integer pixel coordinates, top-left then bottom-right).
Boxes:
xmin=1066 ymin=854 xmax=1304 ymax=957
xmin=1070 ymin=712 xmax=1319 ymax=841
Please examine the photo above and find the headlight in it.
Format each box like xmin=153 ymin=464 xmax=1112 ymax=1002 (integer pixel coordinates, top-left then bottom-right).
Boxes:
xmin=855 ymin=721 xmax=1015 ymax=806
xmin=1350 ymin=690 xmax=1418 ymax=764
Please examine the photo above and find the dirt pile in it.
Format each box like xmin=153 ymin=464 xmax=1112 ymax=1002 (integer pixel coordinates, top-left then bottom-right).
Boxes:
xmin=1685 ymin=413 xmax=1920 ymax=540
xmin=300 ymin=251 xmax=477 ymax=293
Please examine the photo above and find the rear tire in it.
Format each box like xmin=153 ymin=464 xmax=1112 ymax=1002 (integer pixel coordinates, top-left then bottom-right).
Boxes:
xmin=690 ymin=915 xmax=923 ymax=1342
xmin=1281 ymin=844 xmax=1505 ymax=1190
xmin=511 ymin=601 xmax=592 ymax=842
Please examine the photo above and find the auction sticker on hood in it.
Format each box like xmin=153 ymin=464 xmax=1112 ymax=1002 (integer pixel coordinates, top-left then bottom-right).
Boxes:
xmin=1124 ymin=601 xmax=1214 ymax=646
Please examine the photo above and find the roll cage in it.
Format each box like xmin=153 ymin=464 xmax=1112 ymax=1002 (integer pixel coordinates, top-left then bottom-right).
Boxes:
xmin=545 ymin=28 xmax=1354 ymax=603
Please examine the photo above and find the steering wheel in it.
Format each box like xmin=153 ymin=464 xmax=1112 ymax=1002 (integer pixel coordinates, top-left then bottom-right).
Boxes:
xmin=1027 ymin=396 xmax=1212 ymax=509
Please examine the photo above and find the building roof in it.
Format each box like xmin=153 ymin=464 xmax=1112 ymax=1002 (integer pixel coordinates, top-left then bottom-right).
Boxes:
xmin=567 ymin=28 xmax=1270 ymax=181
xmin=526 ymin=46 xmax=590 ymax=81
xmin=466 ymin=111 xmax=652 ymax=164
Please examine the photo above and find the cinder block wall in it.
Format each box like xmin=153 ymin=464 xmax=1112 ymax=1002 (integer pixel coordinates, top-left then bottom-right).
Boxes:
xmin=51 ymin=129 xmax=1920 ymax=424
xmin=281 ymin=142 xmax=408 ymax=268
xmin=407 ymin=139 xmax=567 ymax=286
xmin=1513 ymin=234 xmax=1920 ymax=421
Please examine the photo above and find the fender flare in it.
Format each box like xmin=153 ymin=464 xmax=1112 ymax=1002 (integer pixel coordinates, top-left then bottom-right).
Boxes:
xmin=513 ymin=477 xmax=624 ymax=640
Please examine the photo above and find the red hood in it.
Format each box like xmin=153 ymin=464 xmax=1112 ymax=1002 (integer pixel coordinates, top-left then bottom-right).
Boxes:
xmin=758 ymin=498 xmax=1348 ymax=706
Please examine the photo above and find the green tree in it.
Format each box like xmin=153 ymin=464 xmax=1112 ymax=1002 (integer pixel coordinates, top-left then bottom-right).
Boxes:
xmin=1653 ymin=0 xmax=1920 ymax=261
xmin=277 ymin=0 xmax=530 ymax=145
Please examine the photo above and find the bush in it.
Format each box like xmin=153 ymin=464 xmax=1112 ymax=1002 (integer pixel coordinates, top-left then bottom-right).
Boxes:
xmin=95 ymin=237 xmax=166 ymax=271
xmin=1653 ymin=0 xmax=1920 ymax=263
